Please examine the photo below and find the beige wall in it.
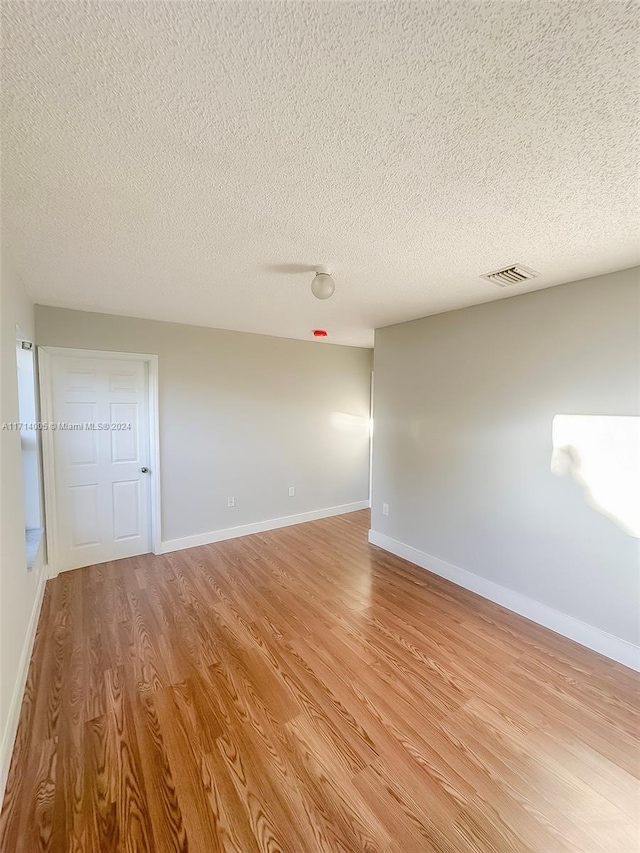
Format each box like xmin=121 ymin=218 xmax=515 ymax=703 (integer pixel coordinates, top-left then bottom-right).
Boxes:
xmin=1 ymin=251 xmax=46 ymax=786
xmin=36 ymin=307 xmax=372 ymax=544
xmin=371 ymin=267 xmax=639 ymax=646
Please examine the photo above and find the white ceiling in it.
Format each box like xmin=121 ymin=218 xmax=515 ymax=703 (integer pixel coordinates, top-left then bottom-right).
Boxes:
xmin=2 ymin=1 xmax=638 ymax=348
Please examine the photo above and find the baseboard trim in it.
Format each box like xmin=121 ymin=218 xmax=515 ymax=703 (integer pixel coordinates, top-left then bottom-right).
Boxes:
xmin=160 ymin=501 xmax=371 ymax=554
xmin=368 ymin=530 xmax=639 ymax=672
xmin=0 ymin=562 xmax=48 ymax=801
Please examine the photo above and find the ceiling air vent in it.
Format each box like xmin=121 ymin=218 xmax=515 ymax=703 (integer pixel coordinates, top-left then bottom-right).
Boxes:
xmin=481 ymin=264 xmax=539 ymax=287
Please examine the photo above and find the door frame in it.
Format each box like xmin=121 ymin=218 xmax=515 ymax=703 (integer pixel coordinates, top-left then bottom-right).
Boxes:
xmin=38 ymin=346 xmax=162 ymax=578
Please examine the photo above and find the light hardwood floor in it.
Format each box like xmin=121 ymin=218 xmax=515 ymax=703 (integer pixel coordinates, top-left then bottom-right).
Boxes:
xmin=1 ymin=510 xmax=638 ymax=852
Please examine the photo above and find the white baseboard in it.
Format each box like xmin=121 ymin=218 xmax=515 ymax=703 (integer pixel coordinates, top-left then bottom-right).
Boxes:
xmin=0 ymin=561 xmax=48 ymax=802
xmin=160 ymin=501 xmax=371 ymax=554
xmin=368 ymin=530 xmax=639 ymax=672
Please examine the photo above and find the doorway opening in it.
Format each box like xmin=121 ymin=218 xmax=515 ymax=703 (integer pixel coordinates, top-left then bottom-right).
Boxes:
xmin=38 ymin=347 xmax=161 ymax=577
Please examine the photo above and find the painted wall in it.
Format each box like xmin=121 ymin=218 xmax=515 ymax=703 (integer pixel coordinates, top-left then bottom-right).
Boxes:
xmin=36 ymin=307 xmax=372 ymax=545
xmin=371 ymin=267 xmax=639 ymax=646
xmin=0 ymin=251 xmax=46 ymax=791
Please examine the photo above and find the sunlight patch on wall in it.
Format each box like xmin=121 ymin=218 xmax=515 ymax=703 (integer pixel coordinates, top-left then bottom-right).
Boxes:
xmin=551 ymin=415 xmax=640 ymax=538
xmin=331 ymin=412 xmax=370 ymax=435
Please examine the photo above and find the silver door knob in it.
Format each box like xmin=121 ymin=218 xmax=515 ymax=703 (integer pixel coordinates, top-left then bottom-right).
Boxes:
xmin=140 ymin=467 xmax=149 ymax=473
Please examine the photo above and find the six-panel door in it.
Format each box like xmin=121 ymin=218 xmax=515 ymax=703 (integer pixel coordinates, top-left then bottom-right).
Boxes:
xmin=50 ymin=355 xmax=151 ymax=571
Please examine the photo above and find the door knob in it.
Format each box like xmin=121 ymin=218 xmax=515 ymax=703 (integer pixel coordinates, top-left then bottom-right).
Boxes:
xmin=140 ymin=467 xmax=149 ymax=473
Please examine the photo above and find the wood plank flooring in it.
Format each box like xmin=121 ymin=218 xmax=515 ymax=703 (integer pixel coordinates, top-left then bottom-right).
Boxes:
xmin=1 ymin=510 xmax=638 ymax=852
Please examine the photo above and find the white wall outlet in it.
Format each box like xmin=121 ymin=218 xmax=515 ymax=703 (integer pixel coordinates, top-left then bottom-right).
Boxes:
xmin=227 ymin=496 xmax=235 ymax=507
xmin=382 ymin=503 xmax=389 ymax=516
xmin=288 ymin=486 xmax=296 ymax=497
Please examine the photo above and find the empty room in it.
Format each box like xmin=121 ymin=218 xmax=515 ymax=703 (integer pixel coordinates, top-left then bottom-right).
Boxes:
xmin=1 ymin=2 xmax=638 ymax=851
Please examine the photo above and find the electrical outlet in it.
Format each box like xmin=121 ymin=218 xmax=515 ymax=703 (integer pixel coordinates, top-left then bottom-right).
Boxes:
xmin=227 ymin=496 xmax=235 ymax=508
xmin=382 ymin=503 xmax=389 ymax=516
xmin=288 ymin=486 xmax=296 ymax=497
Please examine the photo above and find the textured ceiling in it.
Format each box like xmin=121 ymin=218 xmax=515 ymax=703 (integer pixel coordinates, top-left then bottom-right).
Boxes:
xmin=2 ymin=1 xmax=638 ymax=347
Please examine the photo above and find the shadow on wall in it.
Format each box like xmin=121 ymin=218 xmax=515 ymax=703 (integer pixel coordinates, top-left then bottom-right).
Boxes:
xmin=551 ymin=415 xmax=640 ymax=538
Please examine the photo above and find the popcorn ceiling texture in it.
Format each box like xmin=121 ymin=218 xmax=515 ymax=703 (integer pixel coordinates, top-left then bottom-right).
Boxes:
xmin=2 ymin=1 xmax=638 ymax=347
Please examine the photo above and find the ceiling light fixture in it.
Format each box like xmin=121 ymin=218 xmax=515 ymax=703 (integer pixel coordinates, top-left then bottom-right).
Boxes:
xmin=311 ymin=265 xmax=335 ymax=300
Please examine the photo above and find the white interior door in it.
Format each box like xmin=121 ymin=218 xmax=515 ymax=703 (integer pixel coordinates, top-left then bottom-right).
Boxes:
xmin=49 ymin=353 xmax=151 ymax=571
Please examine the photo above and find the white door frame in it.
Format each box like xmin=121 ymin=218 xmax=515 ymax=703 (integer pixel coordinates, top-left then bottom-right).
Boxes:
xmin=38 ymin=346 xmax=162 ymax=578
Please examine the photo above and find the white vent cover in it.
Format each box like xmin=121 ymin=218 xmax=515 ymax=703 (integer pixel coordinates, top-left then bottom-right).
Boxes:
xmin=481 ymin=264 xmax=539 ymax=287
